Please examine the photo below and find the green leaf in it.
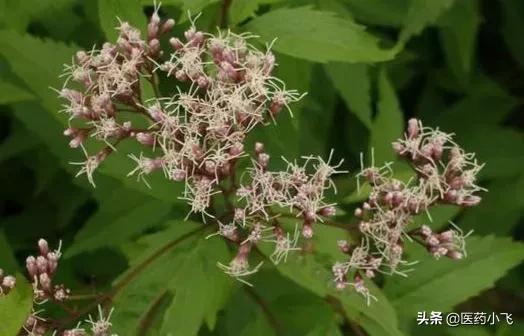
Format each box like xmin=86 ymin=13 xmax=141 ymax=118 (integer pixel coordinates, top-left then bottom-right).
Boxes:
xmin=370 ymin=68 xmax=404 ymax=165
xmin=325 ymin=62 xmax=372 ymax=128
xmin=501 ymin=0 xmax=524 ymax=70
xmin=98 ymin=0 xmax=146 ymax=41
xmin=399 ymin=0 xmax=456 ymax=44
xmin=438 ymin=0 xmax=480 ymax=82
xmin=258 ymin=240 xmax=403 ymax=336
xmin=385 ymin=236 xmax=524 ymax=317
xmin=245 ymin=7 xmax=396 ymax=63
xmin=460 ymin=175 xmax=524 ymax=236
xmin=0 ymin=274 xmax=33 ymax=336
xmin=160 ymin=236 xmax=233 ymax=335
xmin=0 ymin=31 xmax=184 ymax=203
xmin=0 ymin=80 xmax=34 ymax=104
xmin=0 ymin=120 xmax=41 ymax=163
xmin=66 ymin=195 xmax=173 ymax=257
xmin=112 ymin=221 xmax=205 ymax=335
xmin=115 ymin=222 xmax=233 ymax=335
xmin=229 ymin=0 xmax=260 ymax=25
xmin=342 ymin=0 xmax=410 ymax=27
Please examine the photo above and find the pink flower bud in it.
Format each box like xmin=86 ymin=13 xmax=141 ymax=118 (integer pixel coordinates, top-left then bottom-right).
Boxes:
xmin=446 ymin=250 xmax=463 ymax=260
xmin=38 ymin=239 xmax=49 ymax=255
xmin=258 ymin=153 xmax=270 ymax=167
xmin=354 ymin=207 xmax=363 ymax=217
xmin=136 ymin=132 xmax=155 ymax=146
xmin=169 ymin=37 xmax=184 ymax=50
xmin=320 ymin=206 xmax=336 ymax=217
xmin=2 ymin=275 xmax=16 ymax=289
xmin=229 ymin=142 xmax=244 ymax=157
xmin=459 ymin=195 xmax=481 ymax=207
xmin=407 ymin=118 xmax=419 ymax=139
xmin=161 ymin=18 xmax=175 ymax=34
xmin=337 ymin=240 xmax=350 ymax=253
xmin=255 ymin=142 xmax=264 ymax=154
xmin=302 ymin=223 xmax=313 ymax=239
xmin=39 ymin=273 xmax=52 ymax=291
xmin=26 ymin=256 xmax=38 ymax=277
xmin=36 ymin=256 xmax=48 ymax=274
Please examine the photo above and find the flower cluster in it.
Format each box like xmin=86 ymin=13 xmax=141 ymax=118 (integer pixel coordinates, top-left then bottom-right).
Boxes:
xmin=215 ymin=148 xmax=344 ymax=284
xmin=0 ymin=268 xmax=16 ymax=296
xmin=333 ymin=119 xmax=485 ymax=302
xmin=26 ymin=239 xmax=70 ymax=303
xmin=61 ymin=306 xmax=117 ymax=336
xmin=59 ymin=7 xmax=302 ymax=214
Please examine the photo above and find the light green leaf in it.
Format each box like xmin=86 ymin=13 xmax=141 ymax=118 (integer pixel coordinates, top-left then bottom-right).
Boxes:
xmin=438 ymin=0 xmax=480 ymax=82
xmin=0 ymin=274 xmax=33 ymax=336
xmin=98 ymin=0 xmax=146 ymax=41
xmin=325 ymin=62 xmax=372 ymax=128
xmin=370 ymin=69 xmax=404 ymax=165
xmin=160 ymin=237 xmax=233 ymax=335
xmin=112 ymin=221 xmax=205 ymax=335
xmin=385 ymin=236 xmax=524 ymax=317
xmin=245 ymin=7 xmax=396 ymax=63
xmin=399 ymin=0 xmax=456 ymax=44
xmin=228 ymin=0 xmax=285 ymax=25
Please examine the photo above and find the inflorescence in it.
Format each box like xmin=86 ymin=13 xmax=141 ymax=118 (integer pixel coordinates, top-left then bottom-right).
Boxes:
xmin=54 ymin=6 xmax=486 ymax=301
xmin=332 ymin=119 xmax=485 ymax=303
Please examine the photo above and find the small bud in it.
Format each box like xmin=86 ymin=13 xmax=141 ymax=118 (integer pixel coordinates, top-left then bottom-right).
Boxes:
xmin=407 ymin=118 xmax=419 ymax=139
xmin=320 ymin=206 xmax=336 ymax=217
xmin=161 ymin=18 xmax=175 ymax=34
xmin=229 ymin=142 xmax=244 ymax=157
xmin=447 ymin=250 xmax=463 ymax=260
xmin=302 ymin=223 xmax=313 ymax=239
xmin=354 ymin=207 xmax=363 ymax=217
xmin=2 ymin=275 xmax=16 ymax=289
xmin=136 ymin=132 xmax=156 ymax=146
xmin=38 ymin=239 xmax=49 ymax=255
xmin=255 ymin=142 xmax=264 ymax=154
xmin=169 ymin=37 xmax=184 ymax=50
xmin=36 ymin=256 xmax=48 ymax=274
xmin=258 ymin=153 xmax=270 ymax=167
xmin=337 ymin=240 xmax=351 ymax=253
xmin=39 ymin=273 xmax=52 ymax=291
xmin=459 ymin=195 xmax=481 ymax=207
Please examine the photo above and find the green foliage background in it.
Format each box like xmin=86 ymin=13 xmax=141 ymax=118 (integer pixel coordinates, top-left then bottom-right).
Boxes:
xmin=0 ymin=0 xmax=523 ymax=335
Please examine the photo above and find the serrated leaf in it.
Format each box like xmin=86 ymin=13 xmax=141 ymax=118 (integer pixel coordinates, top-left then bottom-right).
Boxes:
xmin=385 ymin=236 xmax=524 ymax=317
xmin=160 ymin=237 xmax=232 ymax=335
xmin=325 ymin=62 xmax=372 ymax=128
xmin=112 ymin=221 xmax=205 ymax=335
xmin=0 ymin=31 xmax=184 ymax=203
xmin=370 ymin=68 xmax=404 ymax=165
xmin=245 ymin=7 xmax=396 ymax=63
xmin=399 ymin=0 xmax=456 ymax=44
xmin=0 ymin=274 xmax=33 ymax=336
xmin=98 ymin=0 xmax=146 ymax=41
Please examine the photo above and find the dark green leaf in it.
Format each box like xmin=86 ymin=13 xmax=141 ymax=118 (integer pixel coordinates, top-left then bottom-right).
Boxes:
xmin=0 ymin=274 xmax=33 ymax=336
